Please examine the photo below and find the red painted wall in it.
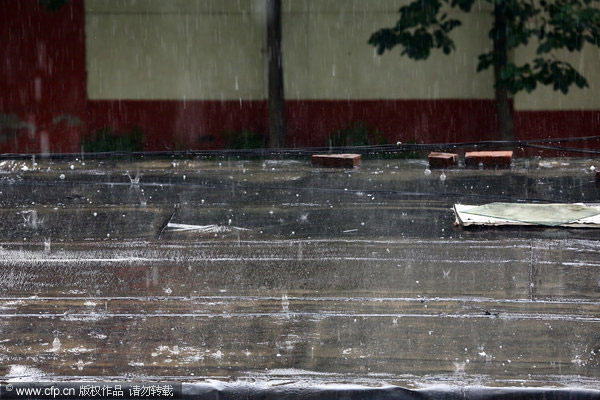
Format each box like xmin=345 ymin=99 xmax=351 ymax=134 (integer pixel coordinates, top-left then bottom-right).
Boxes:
xmin=1 ymin=0 xmax=598 ymax=154
xmin=285 ymin=100 xmax=501 ymax=147
xmin=0 ymin=0 xmax=87 ymax=153
xmin=85 ymin=100 xmax=600 ymax=151
xmin=85 ymin=99 xmax=501 ymax=150
xmin=515 ymin=111 xmax=600 ymax=142
xmin=86 ymin=100 xmax=269 ymax=151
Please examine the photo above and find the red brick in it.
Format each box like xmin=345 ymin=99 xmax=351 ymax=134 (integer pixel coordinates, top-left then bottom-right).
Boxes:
xmin=465 ymin=151 xmax=513 ymax=166
xmin=428 ymin=152 xmax=458 ymax=168
xmin=312 ymin=154 xmax=361 ymax=168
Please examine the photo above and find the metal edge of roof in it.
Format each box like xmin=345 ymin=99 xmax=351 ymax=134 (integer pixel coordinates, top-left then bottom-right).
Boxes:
xmin=181 ymin=384 xmax=600 ymax=399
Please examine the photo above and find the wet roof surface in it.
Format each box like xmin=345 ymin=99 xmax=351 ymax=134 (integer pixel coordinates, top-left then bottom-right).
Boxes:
xmin=0 ymin=157 xmax=598 ymax=388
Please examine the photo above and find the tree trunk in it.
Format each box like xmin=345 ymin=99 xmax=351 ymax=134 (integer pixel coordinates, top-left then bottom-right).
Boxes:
xmin=494 ymin=74 xmax=515 ymax=142
xmin=492 ymin=4 xmax=515 ymax=142
xmin=267 ymin=0 xmax=286 ymax=148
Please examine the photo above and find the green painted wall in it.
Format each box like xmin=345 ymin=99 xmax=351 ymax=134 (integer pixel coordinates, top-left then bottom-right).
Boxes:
xmin=85 ymin=0 xmax=600 ymax=109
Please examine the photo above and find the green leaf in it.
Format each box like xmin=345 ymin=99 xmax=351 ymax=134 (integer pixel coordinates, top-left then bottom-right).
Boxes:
xmin=369 ymin=0 xmax=600 ymax=97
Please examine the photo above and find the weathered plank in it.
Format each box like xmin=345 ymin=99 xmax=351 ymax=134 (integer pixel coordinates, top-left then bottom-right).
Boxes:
xmin=0 ymin=314 xmax=597 ymax=380
xmin=0 ymin=240 xmax=531 ymax=299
